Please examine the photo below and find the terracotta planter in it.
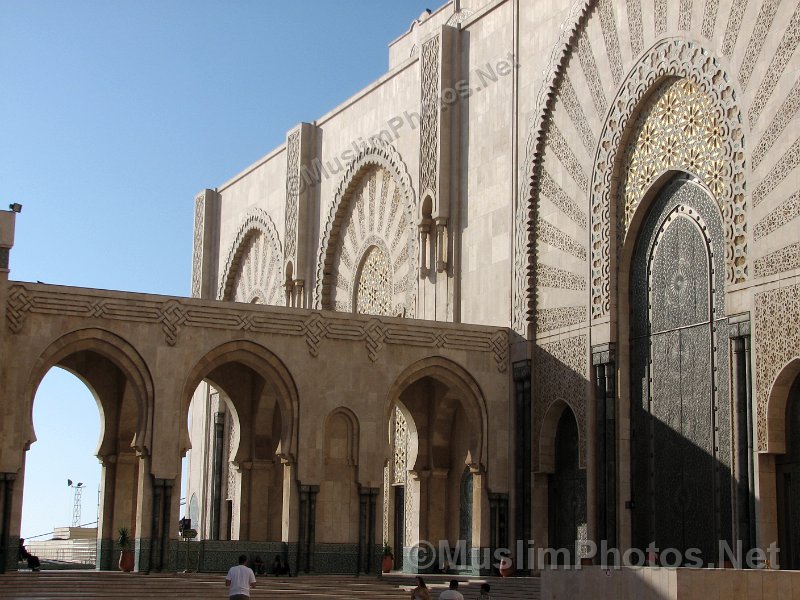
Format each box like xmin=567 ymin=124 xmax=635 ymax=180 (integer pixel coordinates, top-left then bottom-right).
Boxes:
xmin=381 ymin=554 xmax=394 ymax=573
xmin=119 ymin=550 xmax=135 ymax=572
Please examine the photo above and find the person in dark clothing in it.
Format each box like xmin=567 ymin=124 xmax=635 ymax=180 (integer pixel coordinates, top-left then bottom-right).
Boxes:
xmin=18 ymin=539 xmax=41 ymax=571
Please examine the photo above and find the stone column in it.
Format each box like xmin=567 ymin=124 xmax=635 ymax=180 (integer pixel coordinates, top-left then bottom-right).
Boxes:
xmin=512 ymin=360 xmax=531 ymax=570
xmin=730 ymin=315 xmax=755 ymax=554
xmin=210 ymin=412 xmax=225 ymax=540
xmin=470 ymin=465 xmax=491 ymax=574
xmin=134 ymin=455 xmax=153 ymax=573
xmin=592 ymin=343 xmax=616 ymax=554
xmin=96 ymin=456 xmax=117 ymax=571
xmin=0 ymin=472 xmax=16 ymax=573
xmin=405 ymin=470 xmax=428 ymax=572
xmin=191 ymin=189 xmax=220 ymax=299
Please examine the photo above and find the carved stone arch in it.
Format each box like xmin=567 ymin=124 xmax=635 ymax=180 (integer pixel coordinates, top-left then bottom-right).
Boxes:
xmin=217 ymin=208 xmax=284 ymax=304
xmin=324 ymin=406 xmax=360 ymax=467
xmin=385 ymin=356 xmax=488 ymax=470
xmin=513 ymin=0 xmax=595 ymax=333
xmin=765 ymin=358 xmax=800 ymax=455
xmin=590 ymin=38 xmax=747 ymax=319
xmin=313 ymin=139 xmax=417 ymax=316
xmin=181 ymin=340 xmax=299 ymax=463
xmin=538 ymin=399 xmax=582 ymax=474
xmin=25 ymin=327 xmax=154 ymax=457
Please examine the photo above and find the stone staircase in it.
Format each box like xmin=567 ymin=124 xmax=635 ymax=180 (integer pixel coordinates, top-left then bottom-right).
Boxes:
xmin=0 ymin=571 xmax=541 ymax=599
xmin=382 ymin=572 xmax=541 ymax=599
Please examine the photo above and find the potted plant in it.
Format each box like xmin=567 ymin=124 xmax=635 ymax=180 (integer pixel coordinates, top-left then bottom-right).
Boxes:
xmin=118 ymin=527 xmax=135 ymax=572
xmin=381 ymin=543 xmax=394 ymax=573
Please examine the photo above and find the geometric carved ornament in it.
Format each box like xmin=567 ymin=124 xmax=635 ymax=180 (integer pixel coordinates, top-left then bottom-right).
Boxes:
xmin=591 ymin=40 xmax=747 ymax=319
xmin=217 ymin=208 xmax=284 ymax=305
xmin=315 ymin=139 xmax=417 ymax=317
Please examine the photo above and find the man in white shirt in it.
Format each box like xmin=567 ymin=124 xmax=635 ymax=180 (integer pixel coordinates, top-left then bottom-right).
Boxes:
xmin=225 ymin=554 xmax=257 ymax=599
xmin=439 ymin=579 xmax=465 ymax=600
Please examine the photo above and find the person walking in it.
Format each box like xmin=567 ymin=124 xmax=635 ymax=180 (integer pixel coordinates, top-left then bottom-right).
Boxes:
xmin=477 ymin=582 xmax=494 ymax=599
xmin=225 ymin=554 xmax=256 ymax=599
xmin=439 ymin=579 xmax=464 ymax=600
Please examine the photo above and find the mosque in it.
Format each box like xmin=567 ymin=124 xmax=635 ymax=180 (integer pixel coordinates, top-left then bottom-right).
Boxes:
xmin=1 ymin=0 xmax=799 ymax=596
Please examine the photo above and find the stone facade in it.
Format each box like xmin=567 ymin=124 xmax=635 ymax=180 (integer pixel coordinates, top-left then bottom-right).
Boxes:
xmin=1 ymin=0 xmax=800 ymax=588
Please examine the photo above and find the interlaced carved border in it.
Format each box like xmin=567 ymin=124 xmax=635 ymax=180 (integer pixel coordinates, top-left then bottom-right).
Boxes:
xmin=314 ymin=139 xmax=417 ymax=316
xmin=217 ymin=208 xmax=284 ymax=302
xmin=191 ymin=193 xmax=205 ymax=298
xmin=590 ymin=39 xmax=747 ymax=319
xmin=6 ymin=284 xmax=508 ymax=370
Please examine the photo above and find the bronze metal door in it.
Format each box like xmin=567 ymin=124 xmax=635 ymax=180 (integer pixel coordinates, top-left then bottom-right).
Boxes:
xmin=630 ymin=179 xmax=732 ymax=563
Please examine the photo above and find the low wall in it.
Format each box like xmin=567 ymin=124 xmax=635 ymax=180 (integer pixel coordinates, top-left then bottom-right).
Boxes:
xmin=541 ymin=566 xmax=800 ymax=599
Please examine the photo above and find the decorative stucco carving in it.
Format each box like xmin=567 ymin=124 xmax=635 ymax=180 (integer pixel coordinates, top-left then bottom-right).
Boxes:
xmin=721 ymin=0 xmax=748 ymax=55
xmin=392 ymin=407 xmax=408 ymax=485
xmin=701 ymin=0 xmax=719 ymax=39
xmin=537 ymin=263 xmax=587 ymax=291
xmin=420 ymin=35 xmax=440 ymax=204
xmin=753 ymin=191 xmax=800 ymax=241
xmin=748 ymin=3 xmax=800 ymax=128
xmin=536 ymin=306 xmax=588 ymax=334
xmin=513 ymin=0 xmax=591 ymax=334
xmin=284 ymin=130 xmax=301 ymax=266
xmin=753 ymin=243 xmax=800 ymax=278
xmin=590 ymin=39 xmax=747 ymax=319
xmin=540 ymin=170 xmax=589 ymax=229
xmin=621 ymin=77 xmax=726 ymax=234
xmin=626 ymin=0 xmax=643 ymax=56
xmin=752 ymin=78 xmax=800 ymax=169
xmin=535 ymin=334 xmax=589 ymax=468
xmin=738 ymin=0 xmax=779 ymax=92
xmin=599 ymin=0 xmax=623 ymax=84
xmin=559 ymin=75 xmax=597 ymax=156
xmin=314 ymin=139 xmax=417 ymax=317
xmin=754 ymin=284 xmax=800 ymax=450
xmin=679 ymin=0 xmax=692 ymax=31
xmin=6 ymin=284 xmax=508 ymax=370
xmin=191 ymin=193 xmax=205 ymax=298
xmin=217 ymin=208 xmax=284 ymax=305
xmin=752 ymin=136 xmax=800 ymax=208
xmin=537 ymin=217 xmax=587 ymax=262
xmin=356 ymin=245 xmax=393 ymax=316
xmin=577 ymin=32 xmax=607 ymax=118
xmin=445 ymin=8 xmax=474 ymax=27
xmin=655 ymin=0 xmax=667 ymax=36
xmin=548 ymin=123 xmax=589 ymax=193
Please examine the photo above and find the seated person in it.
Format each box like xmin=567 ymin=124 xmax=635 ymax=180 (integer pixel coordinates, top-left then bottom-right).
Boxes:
xmin=18 ymin=539 xmax=41 ymax=571
xmin=271 ymin=554 xmax=290 ymax=576
xmin=251 ymin=554 xmax=265 ymax=575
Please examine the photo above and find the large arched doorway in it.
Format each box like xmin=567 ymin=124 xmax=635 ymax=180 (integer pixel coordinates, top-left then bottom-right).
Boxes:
xmin=629 ymin=177 xmax=732 ymax=563
xmin=777 ymin=374 xmax=800 ymax=569
xmin=547 ymin=407 xmax=585 ymax=565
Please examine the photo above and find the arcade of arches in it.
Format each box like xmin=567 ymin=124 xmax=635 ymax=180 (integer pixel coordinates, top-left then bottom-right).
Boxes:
xmin=1 ymin=0 xmax=800 ymax=583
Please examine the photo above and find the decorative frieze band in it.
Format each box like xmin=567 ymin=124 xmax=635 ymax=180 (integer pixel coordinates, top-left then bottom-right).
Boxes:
xmin=753 ymin=191 xmax=800 ymax=241
xmin=753 ymin=243 xmax=800 ymax=279
xmin=6 ymin=284 xmax=507 ymax=371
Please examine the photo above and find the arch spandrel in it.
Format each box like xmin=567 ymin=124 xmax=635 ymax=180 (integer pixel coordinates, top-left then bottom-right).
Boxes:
xmin=314 ymin=140 xmax=417 ymax=317
xmin=218 ymin=208 xmax=284 ymax=305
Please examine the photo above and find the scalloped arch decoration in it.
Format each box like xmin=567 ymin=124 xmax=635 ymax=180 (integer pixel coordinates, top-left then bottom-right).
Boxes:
xmin=513 ymin=0 xmax=593 ymax=334
xmin=314 ymin=139 xmax=417 ymax=316
xmin=217 ymin=208 xmax=284 ymax=304
xmin=590 ymin=39 xmax=747 ymax=319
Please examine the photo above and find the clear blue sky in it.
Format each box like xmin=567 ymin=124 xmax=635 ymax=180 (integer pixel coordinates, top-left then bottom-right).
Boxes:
xmin=1 ymin=0 xmax=436 ymax=540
